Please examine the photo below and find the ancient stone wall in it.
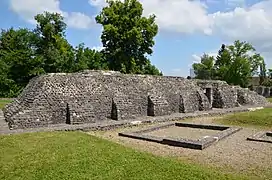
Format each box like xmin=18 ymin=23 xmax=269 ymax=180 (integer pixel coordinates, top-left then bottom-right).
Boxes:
xmin=253 ymin=86 xmax=272 ymax=98
xmin=3 ymin=71 xmax=269 ymax=129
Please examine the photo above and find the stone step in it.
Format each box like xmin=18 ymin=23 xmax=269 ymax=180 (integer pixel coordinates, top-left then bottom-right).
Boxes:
xmin=0 ymin=110 xmax=9 ymax=131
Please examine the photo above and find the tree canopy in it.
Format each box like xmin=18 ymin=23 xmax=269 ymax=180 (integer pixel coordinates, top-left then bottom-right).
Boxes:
xmin=96 ymin=0 xmax=161 ymax=75
xmin=193 ymin=40 xmax=267 ymax=87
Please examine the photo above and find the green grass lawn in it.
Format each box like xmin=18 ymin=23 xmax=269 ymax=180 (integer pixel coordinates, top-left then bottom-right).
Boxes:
xmin=218 ymin=108 xmax=272 ymax=128
xmin=267 ymin=97 xmax=272 ymax=103
xmin=0 ymin=131 xmax=250 ymax=180
xmin=0 ymin=98 xmax=12 ymax=109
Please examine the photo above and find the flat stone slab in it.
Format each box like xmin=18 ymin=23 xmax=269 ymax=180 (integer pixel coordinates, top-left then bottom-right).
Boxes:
xmin=119 ymin=122 xmax=242 ymax=150
xmin=247 ymin=131 xmax=272 ymax=143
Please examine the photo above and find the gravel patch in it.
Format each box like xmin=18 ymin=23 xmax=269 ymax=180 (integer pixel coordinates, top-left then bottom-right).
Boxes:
xmin=265 ymin=135 xmax=272 ymax=140
xmin=87 ymin=116 xmax=272 ymax=179
xmin=263 ymin=134 xmax=272 ymax=141
xmin=145 ymin=126 xmax=220 ymax=140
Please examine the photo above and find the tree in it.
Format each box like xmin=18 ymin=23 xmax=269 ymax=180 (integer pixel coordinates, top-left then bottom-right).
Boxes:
xmin=214 ymin=40 xmax=266 ymax=87
xmin=256 ymin=54 xmax=266 ymax=85
xmin=217 ymin=41 xmax=252 ymax=86
xmin=34 ymin=12 xmax=74 ymax=73
xmin=72 ymin=43 xmax=108 ymax=72
xmin=192 ymin=54 xmax=215 ymax=79
xmin=142 ymin=61 xmax=163 ymax=75
xmin=193 ymin=40 xmax=267 ymax=88
xmin=95 ymin=0 xmax=160 ymax=74
xmin=0 ymin=28 xmax=44 ymax=97
xmin=213 ymin=44 xmax=232 ymax=80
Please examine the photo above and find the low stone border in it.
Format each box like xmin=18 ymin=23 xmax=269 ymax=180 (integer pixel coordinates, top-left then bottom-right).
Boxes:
xmin=0 ymin=105 xmax=267 ymax=135
xmin=119 ymin=122 xmax=242 ymax=150
xmin=247 ymin=131 xmax=272 ymax=143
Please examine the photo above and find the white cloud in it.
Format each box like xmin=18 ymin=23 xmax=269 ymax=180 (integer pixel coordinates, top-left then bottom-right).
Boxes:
xmin=211 ymin=0 xmax=272 ymax=67
xmin=89 ymin=0 xmax=272 ymax=54
xmin=10 ymin=0 xmax=64 ymax=23
xmin=88 ymin=0 xmax=107 ymax=8
xmin=89 ymin=0 xmax=213 ymax=35
xmin=192 ymin=54 xmax=201 ymax=63
xmin=10 ymin=0 xmax=93 ymax=30
xmin=141 ymin=0 xmax=213 ymax=35
xmin=66 ymin=12 xmax=93 ymax=29
xmin=92 ymin=46 xmax=104 ymax=51
xmin=212 ymin=1 xmax=272 ymax=52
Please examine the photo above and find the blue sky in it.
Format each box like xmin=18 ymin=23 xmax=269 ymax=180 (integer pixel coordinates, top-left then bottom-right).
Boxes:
xmin=1 ymin=0 xmax=272 ymax=76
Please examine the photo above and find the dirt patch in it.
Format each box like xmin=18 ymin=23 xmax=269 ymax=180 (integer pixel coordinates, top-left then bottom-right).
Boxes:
xmin=87 ymin=116 xmax=272 ymax=179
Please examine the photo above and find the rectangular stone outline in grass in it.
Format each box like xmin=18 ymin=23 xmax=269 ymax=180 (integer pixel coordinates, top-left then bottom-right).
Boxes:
xmin=247 ymin=131 xmax=272 ymax=143
xmin=118 ymin=122 xmax=242 ymax=150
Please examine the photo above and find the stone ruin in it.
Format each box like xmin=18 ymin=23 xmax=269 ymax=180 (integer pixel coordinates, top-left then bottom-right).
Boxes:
xmin=3 ymin=70 xmax=268 ymax=130
xmin=253 ymin=86 xmax=272 ymax=98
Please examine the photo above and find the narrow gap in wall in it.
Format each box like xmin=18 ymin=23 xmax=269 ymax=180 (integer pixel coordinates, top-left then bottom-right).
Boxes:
xmin=111 ymin=99 xmax=118 ymax=120
xmin=66 ymin=103 xmax=71 ymax=124
xmin=179 ymin=95 xmax=185 ymax=113
xmin=147 ymin=96 xmax=154 ymax=116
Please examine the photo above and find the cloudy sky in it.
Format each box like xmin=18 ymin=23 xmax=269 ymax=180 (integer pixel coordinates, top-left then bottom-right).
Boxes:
xmin=0 ymin=0 xmax=272 ymax=76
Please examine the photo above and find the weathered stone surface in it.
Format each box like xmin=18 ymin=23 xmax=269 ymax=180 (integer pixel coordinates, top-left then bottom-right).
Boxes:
xmin=247 ymin=131 xmax=272 ymax=144
xmin=253 ymin=86 xmax=272 ymax=98
xmin=3 ymin=70 xmax=269 ymax=130
xmin=0 ymin=105 xmax=269 ymax=135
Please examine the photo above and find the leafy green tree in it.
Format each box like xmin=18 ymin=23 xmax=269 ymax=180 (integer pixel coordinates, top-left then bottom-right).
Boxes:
xmin=256 ymin=54 xmax=266 ymax=85
xmin=217 ymin=41 xmax=252 ymax=86
xmin=142 ymin=61 xmax=163 ymax=75
xmin=193 ymin=41 xmax=267 ymax=87
xmin=34 ymin=12 xmax=74 ymax=73
xmin=213 ymin=44 xmax=232 ymax=80
xmin=73 ymin=43 xmax=89 ymax=72
xmin=83 ymin=47 xmax=108 ymax=70
xmin=214 ymin=41 xmax=266 ymax=87
xmin=192 ymin=54 xmax=215 ymax=79
xmin=72 ymin=44 xmax=108 ymax=72
xmin=95 ymin=0 xmax=160 ymax=74
xmin=0 ymin=28 xmax=44 ymax=97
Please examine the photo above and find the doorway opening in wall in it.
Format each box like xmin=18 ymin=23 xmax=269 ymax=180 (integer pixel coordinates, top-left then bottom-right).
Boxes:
xmin=66 ymin=103 xmax=71 ymax=124
xmin=205 ymin=88 xmax=212 ymax=104
xmin=111 ymin=100 xmax=118 ymax=120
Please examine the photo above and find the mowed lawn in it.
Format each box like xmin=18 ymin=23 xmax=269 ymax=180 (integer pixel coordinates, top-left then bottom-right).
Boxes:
xmin=0 ymin=131 xmax=249 ymax=180
xmin=218 ymin=108 xmax=272 ymax=128
xmin=267 ymin=97 xmax=272 ymax=103
xmin=0 ymin=98 xmax=12 ymax=109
